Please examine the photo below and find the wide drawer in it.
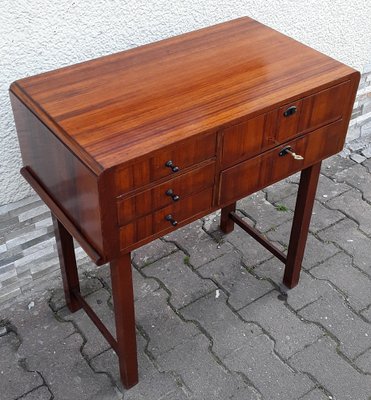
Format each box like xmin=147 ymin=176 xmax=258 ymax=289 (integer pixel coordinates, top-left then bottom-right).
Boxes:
xmin=120 ymin=186 xmax=213 ymax=250
xmin=114 ymin=132 xmax=216 ymax=195
xmin=117 ymin=161 xmax=215 ymax=226
xmin=219 ymin=119 xmax=344 ymax=205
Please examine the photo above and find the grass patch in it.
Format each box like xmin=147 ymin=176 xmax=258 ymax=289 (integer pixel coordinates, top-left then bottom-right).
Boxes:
xmin=275 ymin=204 xmax=289 ymax=212
xmin=183 ymin=256 xmax=190 ymax=266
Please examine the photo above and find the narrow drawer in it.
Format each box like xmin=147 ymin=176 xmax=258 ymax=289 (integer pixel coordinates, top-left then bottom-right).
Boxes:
xmin=117 ymin=161 xmax=215 ymax=226
xmin=219 ymin=119 xmax=344 ymax=205
xmin=276 ymin=80 xmax=350 ymax=142
xmin=221 ymin=114 xmax=266 ymax=167
xmin=115 ymin=132 xmax=216 ymax=195
xmin=120 ymin=187 xmax=213 ymax=250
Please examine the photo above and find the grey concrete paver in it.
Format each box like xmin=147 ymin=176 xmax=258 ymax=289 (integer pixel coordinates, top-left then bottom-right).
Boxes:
xmin=311 ymin=252 xmax=371 ymax=312
xmin=224 ymin=334 xmax=314 ymax=400
xmin=318 ymin=218 xmax=371 ymax=276
xmin=327 ymin=189 xmax=371 ymax=235
xmin=143 ymin=251 xmax=217 ymax=310
xmin=132 ymin=238 xmax=178 ymax=269
xmin=290 ymin=337 xmax=371 ymax=400
xmin=299 ymin=288 xmax=371 ymax=359
xmin=181 ymin=291 xmax=314 ymax=399
xmin=197 ymin=250 xmax=274 ymax=310
xmin=133 ymin=268 xmax=200 ymax=357
xmin=91 ymin=334 xmax=188 ymax=400
xmin=0 ymin=331 xmax=43 ymax=400
xmin=8 ymin=301 xmax=118 ymax=400
xmin=299 ymin=388 xmax=329 ymax=400
xmin=19 ymin=386 xmax=53 ymax=400
xmin=237 ymin=191 xmax=293 ymax=232
xmin=239 ymin=291 xmax=324 ymax=358
xmin=156 ymin=334 xmax=261 ymax=400
xmin=164 ymin=220 xmax=233 ymax=268
xmin=181 ymin=291 xmax=262 ymax=358
xmin=355 ymin=348 xmax=371 ymax=374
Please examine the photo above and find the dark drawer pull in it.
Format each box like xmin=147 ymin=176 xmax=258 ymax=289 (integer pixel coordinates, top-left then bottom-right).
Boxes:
xmin=165 ymin=214 xmax=178 ymax=226
xmin=165 ymin=160 xmax=180 ymax=173
xmin=165 ymin=189 xmax=180 ymax=201
xmin=283 ymin=106 xmax=297 ymax=117
xmin=279 ymin=146 xmax=304 ymax=160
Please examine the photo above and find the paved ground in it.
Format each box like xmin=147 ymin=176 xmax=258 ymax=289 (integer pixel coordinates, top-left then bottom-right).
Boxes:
xmin=1 ymin=155 xmax=371 ymax=400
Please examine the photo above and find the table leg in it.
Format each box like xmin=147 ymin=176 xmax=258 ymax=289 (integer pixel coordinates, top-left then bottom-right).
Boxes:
xmin=220 ymin=202 xmax=236 ymax=233
xmin=52 ymin=214 xmax=81 ymax=313
xmin=283 ymin=162 xmax=322 ymax=289
xmin=110 ymin=253 xmax=138 ymax=389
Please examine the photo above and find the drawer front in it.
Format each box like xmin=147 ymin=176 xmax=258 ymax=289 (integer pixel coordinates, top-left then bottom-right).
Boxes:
xmin=115 ymin=132 xmax=216 ymax=195
xmin=219 ymin=120 xmax=344 ymax=205
xmin=221 ymin=114 xmax=266 ymax=167
xmin=120 ymin=187 xmax=213 ymax=250
xmin=117 ymin=161 xmax=215 ymax=226
xmin=276 ymin=80 xmax=350 ymax=142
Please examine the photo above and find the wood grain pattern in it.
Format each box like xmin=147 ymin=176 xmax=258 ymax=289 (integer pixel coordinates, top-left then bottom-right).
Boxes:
xmin=11 ymin=93 xmax=104 ymax=255
xmin=219 ymin=120 xmax=344 ymax=206
xmin=10 ymin=17 xmax=357 ymax=174
xmin=117 ymin=161 xmax=215 ymax=225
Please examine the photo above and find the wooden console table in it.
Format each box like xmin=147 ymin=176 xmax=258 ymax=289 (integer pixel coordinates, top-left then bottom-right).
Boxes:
xmin=10 ymin=17 xmax=359 ymax=388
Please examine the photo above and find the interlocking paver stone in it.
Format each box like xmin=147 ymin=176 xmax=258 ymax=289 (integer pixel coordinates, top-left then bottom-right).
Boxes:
xmin=224 ymin=334 xmax=314 ymax=400
xmin=198 ymin=250 xmax=274 ymax=310
xmin=290 ymin=337 xmax=371 ymax=400
xmin=327 ymin=189 xmax=371 ymax=236
xmin=58 ymin=287 xmax=115 ymax=360
xmin=10 ymin=301 xmax=117 ymax=400
xmin=20 ymin=386 xmax=53 ymax=400
xmin=225 ymin=222 xmax=277 ymax=267
xmin=318 ymin=219 xmax=371 ymax=276
xmin=266 ymin=222 xmax=339 ymax=269
xmin=299 ymin=288 xmax=371 ymax=359
xmin=315 ymin=174 xmax=351 ymax=202
xmin=239 ymin=291 xmax=324 ymax=358
xmin=237 ymin=191 xmax=293 ymax=232
xmin=264 ymin=179 xmax=298 ymax=204
xmin=134 ymin=269 xmax=200 ymax=356
xmin=181 ymin=291 xmax=262 ymax=358
xmin=143 ymin=251 xmax=217 ymax=309
xmin=308 ymin=201 xmax=344 ymax=233
xmin=299 ymin=388 xmax=329 ymax=400
xmin=156 ymin=334 xmax=260 ymax=400
xmin=355 ymin=348 xmax=371 ymax=374
xmin=91 ymin=334 xmax=188 ymax=399
xmin=327 ymin=162 xmax=371 ymax=202
xmin=311 ymin=252 xmax=371 ymax=311
xmin=0 ymin=331 xmax=43 ymax=400
xmin=132 ymin=239 xmax=178 ymax=269
xmin=164 ymin=220 xmax=233 ymax=268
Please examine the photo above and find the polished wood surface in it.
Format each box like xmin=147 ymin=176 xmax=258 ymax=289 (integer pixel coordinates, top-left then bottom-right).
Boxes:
xmin=110 ymin=254 xmax=138 ymax=388
xmin=10 ymin=17 xmax=356 ymax=173
xmin=10 ymin=17 xmax=360 ymax=389
xmin=283 ymin=162 xmax=322 ymax=288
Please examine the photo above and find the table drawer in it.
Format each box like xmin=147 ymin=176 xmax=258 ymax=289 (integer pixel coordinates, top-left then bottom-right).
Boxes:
xmin=120 ymin=187 xmax=213 ymax=250
xmin=221 ymin=113 xmax=267 ymax=167
xmin=276 ymin=80 xmax=350 ymax=142
xmin=115 ymin=132 xmax=216 ymax=195
xmin=219 ymin=119 xmax=344 ymax=205
xmin=117 ymin=161 xmax=215 ymax=226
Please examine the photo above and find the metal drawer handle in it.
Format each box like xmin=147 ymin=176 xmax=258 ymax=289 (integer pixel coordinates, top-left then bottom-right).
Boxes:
xmin=165 ymin=214 xmax=178 ymax=226
xmin=165 ymin=160 xmax=180 ymax=173
xmin=283 ymin=105 xmax=297 ymax=117
xmin=165 ymin=189 xmax=180 ymax=201
xmin=279 ymin=146 xmax=304 ymax=160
